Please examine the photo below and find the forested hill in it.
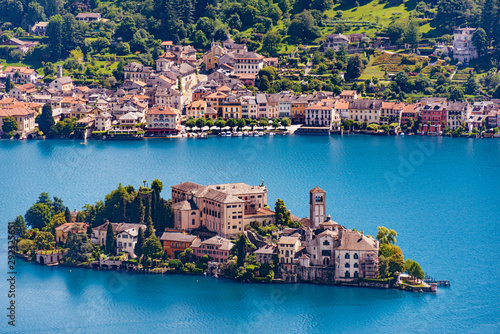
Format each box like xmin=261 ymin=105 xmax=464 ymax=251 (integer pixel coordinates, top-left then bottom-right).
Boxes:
xmin=0 ymin=0 xmax=499 ymax=62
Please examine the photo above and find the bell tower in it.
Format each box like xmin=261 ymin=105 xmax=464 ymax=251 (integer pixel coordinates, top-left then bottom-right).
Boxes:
xmin=309 ymin=186 xmax=326 ymax=229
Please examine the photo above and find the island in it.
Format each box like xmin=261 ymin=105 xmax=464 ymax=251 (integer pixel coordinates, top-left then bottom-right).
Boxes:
xmin=11 ymin=179 xmax=440 ymax=292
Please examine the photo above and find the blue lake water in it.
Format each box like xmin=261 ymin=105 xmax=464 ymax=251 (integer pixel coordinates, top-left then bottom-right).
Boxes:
xmin=0 ymin=135 xmax=499 ymax=333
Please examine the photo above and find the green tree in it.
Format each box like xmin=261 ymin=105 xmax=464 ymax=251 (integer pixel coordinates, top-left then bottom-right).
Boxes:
xmin=105 ymin=222 xmax=115 ymax=254
xmin=376 ymin=226 xmax=397 ymax=245
xmin=262 ymin=31 xmax=282 ymax=55
xmin=275 ymin=198 xmax=293 ymax=227
xmin=449 ymin=86 xmax=465 ymax=101
xmin=406 ymin=259 xmax=425 ymax=280
xmin=64 ymin=207 xmax=71 ymax=223
xmin=378 ymin=255 xmax=390 ymax=277
xmin=186 ymin=118 xmax=196 ymax=130
xmin=4 ymin=77 xmax=14 ymax=93
xmin=215 ymin=118 xmax=226 ymax=129
xmin=25 ymin=203 xmax=52 ymax=229
xmin=34 ymin=231 xmax=55 ymax=250
xmin=44 ymin=212 xmax=67 ymax=235
xmin=236 ymin=118 xmax=246 ymax=130
xmin=65 ymin=232 xmax=93 ymax=262
xmin=258 ymin=67 xmax=277 ymax=82
xmin=272 ymin=118 xmax=280 ymax=129
xmin=116 ymin=42 xmax=131 ymax=56
xmin=346 ymin=54 xmax=364 ymax=80
xmin=481 ymin=0 xmax=498 ymax=45
xmin=288 ymin=10 xmax=320 ymax=41
xmin=259 ymin=76 xmax=271 ymax=91
xmin=464 ymin=73 xmax=479 ymax=95
xmin=196 ymin=117 xmax=206 ymax=128
xmin=226 ymin=118 xmax=237 ymax=128
xmin=13 ymin=215 xmax=27 ymax=238
xmin=259 ymin=117 xmax=269 ymax=127
xmin=472 ymin=27 xmax=488 ymax=57
xmin=2 ymin=115 xmax=18 ymax=134
xmin=115 ymin=16 xmax=137 ymax=42
xmin=38 ymin=104 xmax=55 ymax=136
xmin=404 ymin=18 xmax=421 ymax=49
xmin=280 ymin=117 xmax=291 ymax=128
xmin=46 ymin=15 xmax=64 ymax=59
xmin=193 ymin=30 xmax=209 ymax=49
xmin=234 ymin=234 xmax=247 ymax=268
xmin=143 ymin=235 xmax=164 ymax=260
xmin=310 ymin=0 xmax=334 ymax=11
xmin=135 ymin=227 xmax=145 ymax=258
xmin=145 ymin=215 xmax=154 ymax=238
xmin=17 ymin=239 xmax=35 ymax=254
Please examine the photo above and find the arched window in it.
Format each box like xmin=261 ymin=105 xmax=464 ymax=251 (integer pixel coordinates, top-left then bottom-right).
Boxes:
xmin=345 ymin=271 xmax=350 ymax=278
xmin=192 ymin=219 xmax=195 ymax=225
xmin=354 ymin=263 xmax=358 ymax=268
xmin=354 ymin=253 xmax=359 ymax=259
xmin=323 ymin=257 xmax=330 ymax=265
xmin=191 ymin=212 xmax=196 ymax=215
xmin=345 ymin=253 xmax=350 ymax=259
xmin=345 ymin=263 xmax=350 ymax=268
xmin=323 ymin=240 xmax=330 ymax=246
xmin=354 ymin=271 xmax=359 ymax=278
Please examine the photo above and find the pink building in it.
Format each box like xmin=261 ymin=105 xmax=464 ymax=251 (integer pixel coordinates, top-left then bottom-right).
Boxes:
xmin=420 ymin=103 xmax=447 ymax=133
xmin=191 ymin=235 xmax=234 ymax=263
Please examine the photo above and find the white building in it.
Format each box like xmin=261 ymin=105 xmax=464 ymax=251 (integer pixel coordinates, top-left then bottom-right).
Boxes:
xmin=453 ymin=28 xmax=478 ymax=63
xmin=324 ymin=34 xmax=349 ymax=51
xmin=241 ymin=96 xmax=258 ymax=119
xmin=95 ymin=112 xmax=113 ymax=131
xmin=234 ymin=52 xmax=265 ymax=76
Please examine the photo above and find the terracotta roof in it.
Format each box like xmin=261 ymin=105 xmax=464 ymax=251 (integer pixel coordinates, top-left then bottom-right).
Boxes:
xmin=310 ymin=186 xmax=326 ymax=193
xmin=55 ymin=223 xmax=87 ymax=233
xmin=278 ymin=236 xmax=300 ymax=245
xmin=172 ymin=181 xmax=205 ymax=193
xmin=148 ymin=106 xmax=180 ymax=116
xmin=161 ymin=41 xmax=173 ymax=46
xmin=171 ymin=199 xmax=198 ymax=211
xmin=336 ymin=230 xmax=378 ymax=251
xmin=13 ymin=83 xmax=36 ymax=92
xmin=160 ymin=232 xmax=197 ymax=243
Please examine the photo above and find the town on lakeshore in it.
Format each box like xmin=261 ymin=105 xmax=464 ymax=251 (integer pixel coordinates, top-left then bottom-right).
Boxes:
xmin=12 ymin=180 xmax=444 ymax=292
xmin=2 ymin=0 xmax=500 ymax=141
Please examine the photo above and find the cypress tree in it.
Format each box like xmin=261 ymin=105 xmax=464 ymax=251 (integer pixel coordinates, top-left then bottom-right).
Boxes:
xmin=38 ymin=104 xmax=55 ymax=136
xmin=64 ymin=207 xmax=71 ymax=222
xmin=86 ymin=224 xmax=93 ymax=237
xmin=145 ymin=215 xmax=154 ymax=239
xmin=105 ymin=222 xmax=115 ymax=254
xmin=135 ymin=227 xmax=145 ymax=258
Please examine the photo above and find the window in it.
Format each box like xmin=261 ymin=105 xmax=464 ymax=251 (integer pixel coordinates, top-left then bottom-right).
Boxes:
xmin=345 ymin=271 xmax=350 ymax=278
xmin=354 ymin=263 xmax=358 ymax=268
xmin=354 ymin=271 xmax=359 ymax=278
xmin=354 ymin=253 xmax=358 ymax=259
xmin=345 ymin=253 xmax=350 ymax=259
xmin=192 ymin=219 xmax=195 ymax=225
xmin=345 ymin=263 xmax=350 ymax=268
xmin=323 ymin=240 xmax=329 ymax=246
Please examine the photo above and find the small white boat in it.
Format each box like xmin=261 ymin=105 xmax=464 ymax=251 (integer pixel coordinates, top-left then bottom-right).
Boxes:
xmin=400 ymin=132 xmax=405 ymax=136
xmin=220 ymin=132 xmax=226 ymax=137
xmin=268 ymin=132 xmax=275 ymax=136
xmin=226 ymin=131 xmax=232 ymax=136
xmin=243 ymin=131 xmax=249 ymax=136
xmin=258 ymin=131 xmax=264 ymax=137
xmin=232 ymin=132 xmax=238 ymax=137
xmin=237 ymin=132 xmax=243 ymax=137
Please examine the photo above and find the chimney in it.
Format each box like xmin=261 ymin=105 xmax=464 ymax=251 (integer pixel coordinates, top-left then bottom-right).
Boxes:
xmin=57 ymin=65 xmax=63 ymax=79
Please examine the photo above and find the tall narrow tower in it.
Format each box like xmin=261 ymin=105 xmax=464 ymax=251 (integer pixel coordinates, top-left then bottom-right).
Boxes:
xmin=309 ymin=186 xmax=326 ymax=229
xmin=56 ymin=64 xmax=63 ymax=79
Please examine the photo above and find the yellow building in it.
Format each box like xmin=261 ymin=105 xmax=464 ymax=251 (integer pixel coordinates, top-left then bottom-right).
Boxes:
xmin=203 ymin=42 xmax=225 ymax=70
xmin=222 ymin=102 xmax=242 ymax=119
xmin=55 ymin=223 xmax=88 ymax=244
xmin=291 ymin=96 xmax=308 ymax=123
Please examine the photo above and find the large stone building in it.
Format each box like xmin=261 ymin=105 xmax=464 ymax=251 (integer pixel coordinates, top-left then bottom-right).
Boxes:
xmin=171 ymin=181 xmax=268 ymax=238
xmin=452 ymin=27 xmax=478 ymax=63
xmin=282 ymin=187 xmax=379 ymax=282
